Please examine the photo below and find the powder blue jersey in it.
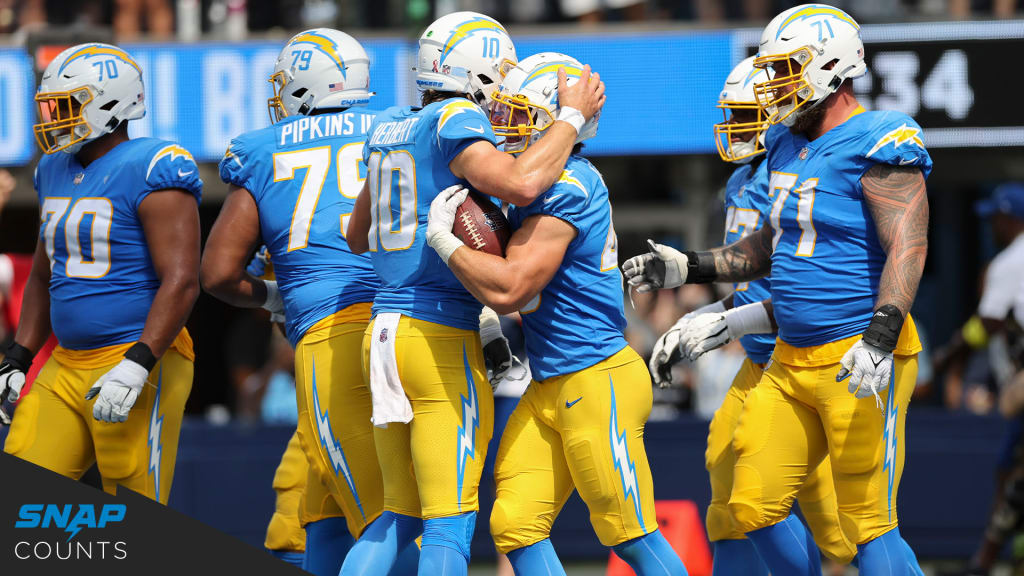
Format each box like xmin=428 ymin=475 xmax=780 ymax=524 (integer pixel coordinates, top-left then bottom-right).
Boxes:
xmin=362 ymin=98 xmax=498 ymax=330
xmin=724 ymin=160 xmax=774 ymax=364
xmin=34 ymin=138 xmax=203 ymax=350
xmin=220 ymin=110 xmax=380 ymax=346
xmin=765 ymin=110 xmax=932 ymax=347
xmin=508 ymin=156 xmax=627 ymax=381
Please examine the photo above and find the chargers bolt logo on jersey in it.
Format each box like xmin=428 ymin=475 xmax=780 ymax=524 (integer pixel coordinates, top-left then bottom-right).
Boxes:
xmin=456 ymin=345 xmax=480 ymax=510
xmin=866 ymin=124 xmax=924 ymax=158
xmin=311 ymin=359 xmax=365 ymax=519
xmin=608 ymin=377 xmax=644 ymax=525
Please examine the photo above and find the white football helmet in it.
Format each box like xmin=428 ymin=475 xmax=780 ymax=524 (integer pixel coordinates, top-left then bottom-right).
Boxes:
xmin=34 ymin=43 xmax=145 ymax=155
xmin=714 ymin=56 xmax=771 ymax=164
xmin=416 ymin=11 xmax=517 ymax=108
xmin=488 ymin=52 xmax=598 ymax=154
xmin=268 ymin=28 xmax=373 ymax=123
xmin=753 ymin=4 xmax=866 ymax=126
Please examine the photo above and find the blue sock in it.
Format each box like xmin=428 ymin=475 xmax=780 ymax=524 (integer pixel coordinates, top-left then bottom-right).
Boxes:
xmin=746 ymin=514 xmax=822 ymax=576
xmin=267 ymin=549 xmax=304 ymax=568
xmin=612 ymin=530 xmax=688 ymax=576
xmin=506 ymin=538 xmax=566 ymax=576
xmin=857 ymin=527 xmax=924 ymax=576
xmin=419 ymin=512 xmax=477 ymax=576
xmin=390 ymin=538 xmax=421 ymax=575
xmin=301 ymin=517 xmax=354 ymax=576
xmin=340 ymin=511 xmax=422 ymax=576
xmin=712 ymin=539 xmax=769 ymax=576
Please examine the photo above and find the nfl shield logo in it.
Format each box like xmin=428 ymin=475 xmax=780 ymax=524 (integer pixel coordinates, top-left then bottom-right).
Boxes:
xmin=73 ymin=173 xmax=85 ymax=185
xmin=379 ymin=328 xmax=388 ymax=342
xmin=798 ymin=147 xmax=809 ymax=161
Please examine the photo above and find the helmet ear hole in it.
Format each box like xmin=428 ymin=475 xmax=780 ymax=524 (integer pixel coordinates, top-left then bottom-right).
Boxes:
xmin=476 ymin=73 xmax=494 ymax=86
xmin=291 ymin=87 xmax=308 ymax=99
xmin=99 ymin=100 xmax=118 ymax=111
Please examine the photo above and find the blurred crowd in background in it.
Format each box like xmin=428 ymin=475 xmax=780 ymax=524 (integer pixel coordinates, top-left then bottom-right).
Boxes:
xmin=0 ymin=0 xmax=1022 ymax=38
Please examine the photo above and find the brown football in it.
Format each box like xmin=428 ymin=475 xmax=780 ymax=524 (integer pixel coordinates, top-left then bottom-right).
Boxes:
xmin=453 ymin=190 xmax=512 ymax=257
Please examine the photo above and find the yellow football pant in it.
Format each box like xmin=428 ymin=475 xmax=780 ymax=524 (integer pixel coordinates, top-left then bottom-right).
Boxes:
xmin=361 ymin=315 xmax=493 ymax=519
xmin=266 ymin=431 xmax=309 ymax=552
xmin=706 ymin=357 xmax=855 ymax=563
xmin=295 ymin=305 xmax=382 ymax=538
xmin=490 ymin=346 xmax=658 ymax=552
xmin=4 ymin=349 xmax=192 ymax=503
xmin=729 ymin=344 xmax=918 ymax=545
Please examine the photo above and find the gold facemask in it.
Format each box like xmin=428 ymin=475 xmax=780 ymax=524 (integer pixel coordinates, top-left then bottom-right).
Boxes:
xmin=752 ymin=47 xmax=815 ymax=125
xmin=488 ymin=92 xmax=554 ymax=154
xmin=267 ymin=70 xmax=290 ymax=124
xmin=713 ymin=99 xmax=767 ymax=163
xmin=34 ymin=88 xmax=93 ymax=154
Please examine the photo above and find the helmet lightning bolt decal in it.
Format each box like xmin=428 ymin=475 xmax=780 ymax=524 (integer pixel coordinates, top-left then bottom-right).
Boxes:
xmin=311 ymin=357 xmax=365 ymax=519
xmin=289 ymin=31 xmax=347 ymax=76
xmin=440 ymin=17 xmax=506 ymax=64
xmin=456 ymin=344 xmax=480 ymax=510
xmin=776 ymin=5 xmax=860 ymax=39
xmin=148 ymin=367 xmax=163 ymax=501
xmin=59 ymin=44 xmax=142 ymax=75
xmin=609 ymin=375 xmax=644 ymax=526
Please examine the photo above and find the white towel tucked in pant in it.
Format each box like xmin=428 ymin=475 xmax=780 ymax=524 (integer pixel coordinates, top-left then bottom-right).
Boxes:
xmin=368 ymin=313 xmax=413 ymax=428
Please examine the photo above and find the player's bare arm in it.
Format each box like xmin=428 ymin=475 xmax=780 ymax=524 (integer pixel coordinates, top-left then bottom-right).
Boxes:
xmin=10 ymin=239 xmax=54 ymax=354
xmin=347 ymin=180 xmax=371 ymax=254
xmin=862 ymin=163 xmax=929 ymax=317
xmin=201 ymin=185 xmax=270 ymax=306
xmin=446 ymin=214 xmax=576 ymax=314
xmin=709 ymin=225 xmax=774 ymax=283
xmin=449 ymin=67 xmax=606 ymax=206
xmin=137 ymin=188 xmax=201 ymax=358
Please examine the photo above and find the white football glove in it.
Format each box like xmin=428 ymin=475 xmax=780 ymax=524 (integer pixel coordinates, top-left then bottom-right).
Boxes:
xmin=262 ymin=280 xmax=285 ymax=317
xmin=680 ymin=302 xmax=773 ymax=362
xmin=621 ymin=239 xmax=689 ymax=293
xmin=479 ymin=307 xmax=513 ymax=390
xmin=0 ymin=344 xmax=33 ymax=425
xmin=427 ymin=185 xmax=468 ymax=264
xmin=649 ymin=299 xmax=728 ymax=388
xmin=85 ymin=358 xmax=150 ymax=423
xmin=837 ymin=338 xmax=892 ymax=408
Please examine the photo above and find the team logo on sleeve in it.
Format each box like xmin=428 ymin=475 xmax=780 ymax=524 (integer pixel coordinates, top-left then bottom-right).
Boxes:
xmin=437 ymin=100 xmax=480 ymax=132
xmin=555 ymin=170 xmax=588 ymax=196
xmin=866 ymin=124 xmax=924 ymax=158
xmin=146 ymin=144 xmax=196 ymax=179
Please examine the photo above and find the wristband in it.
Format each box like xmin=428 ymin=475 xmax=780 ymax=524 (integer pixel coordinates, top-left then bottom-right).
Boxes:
xmin=124 ymin=342 xmax=157 ymax=372
xmin=2 ymin=342 xmax=34 ymax=370
xmin=862 ymin=304 xmax=904 ymax=353
xmin=432 ymin=234 xmax=464 ymax=265
xmin=725 ymin=302 xmax=774 ymax=339
xmin=683 ymin=251 xmax=717 ymax=284
xmin=556 ymin=106 xmax=586 ymax=135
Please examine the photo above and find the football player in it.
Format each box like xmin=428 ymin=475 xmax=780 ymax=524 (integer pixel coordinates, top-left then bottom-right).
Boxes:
xmin=426 ymin=52 xmax=686 ymax=576
xmin=0 ymin=43 xmax=201 ymax=503
xmin=624 ymin=5 xmax=930 ymax=574
xmin=648 ymin=56 xmax=854 ymax=574
xmin=201 ymin=29 xmax=417 ymax=576
xmin=345 ymin=12 xmax=604 ymax=575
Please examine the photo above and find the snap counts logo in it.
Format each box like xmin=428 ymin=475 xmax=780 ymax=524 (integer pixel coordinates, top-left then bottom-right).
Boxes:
xmin=13 ymin=504 xmax=128 ymax=560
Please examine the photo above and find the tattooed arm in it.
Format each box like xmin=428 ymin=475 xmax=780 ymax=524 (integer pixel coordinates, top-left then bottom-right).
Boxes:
xmin=709 ymin=225 xmax=774 ymax=283
xmin=862 ymin=163 xmax=929 ymax=317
